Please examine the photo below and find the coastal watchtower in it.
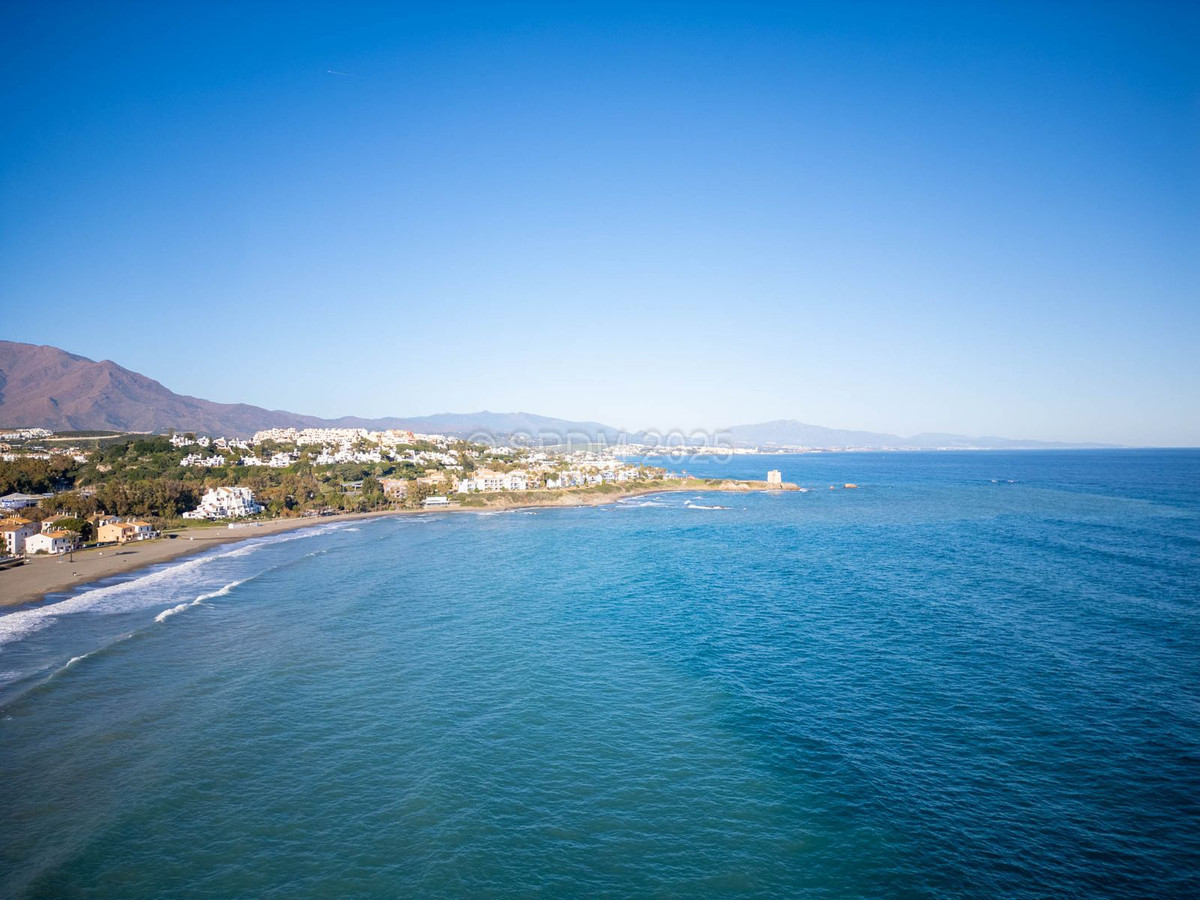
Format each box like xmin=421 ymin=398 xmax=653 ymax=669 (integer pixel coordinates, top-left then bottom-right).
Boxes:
xmin=767 ymin=470 xmax=782 ymax=485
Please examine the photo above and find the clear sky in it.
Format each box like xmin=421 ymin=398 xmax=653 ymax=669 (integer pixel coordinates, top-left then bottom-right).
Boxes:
xmin=2 ymin=2 xmax=1197 ymax=444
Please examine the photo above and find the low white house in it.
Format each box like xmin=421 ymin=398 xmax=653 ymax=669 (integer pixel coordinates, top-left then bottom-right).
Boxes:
xmin=183 ymin=486 xmax=264 ymax=520
xmin=25 ymin=530 xmax=79 ymax=555
xmin=0 ymin=518 xmax=38 ymax=555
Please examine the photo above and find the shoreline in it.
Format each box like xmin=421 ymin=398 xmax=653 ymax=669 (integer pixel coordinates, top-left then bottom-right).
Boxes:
xmin=0 ymin=480 xmax=794 ymax=609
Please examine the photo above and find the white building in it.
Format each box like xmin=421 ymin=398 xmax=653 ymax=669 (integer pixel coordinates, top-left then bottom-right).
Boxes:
xmin=0 ymin=492 xmax=50 ymax=511
xmin=767 ymin=470 xmax=782 ymax=484
xmin=180 ymin=454 xmax=228 ymax=468
xmin=456 ymin=469 xmax=532 ymax=493
xmin=183 ymin=486 xmax=264 ymax=520
xmin=25 ymin=530 xmax=79 ymax=555
xmin=0 ymin=518 xmax=38 ymax=555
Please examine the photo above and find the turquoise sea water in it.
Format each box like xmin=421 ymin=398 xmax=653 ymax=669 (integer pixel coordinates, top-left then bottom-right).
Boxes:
xmin=1 ymin=450 xmax=1198 ymax=897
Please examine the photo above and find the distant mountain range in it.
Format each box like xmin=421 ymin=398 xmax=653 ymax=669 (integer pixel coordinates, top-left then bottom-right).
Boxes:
xmin=720 ymin=420 xmax=1116 ymax=451
xmin=0 ymin=341 xmax=1116 ymax=449
xmin=0 ymin=341 xmax=622 ymax=442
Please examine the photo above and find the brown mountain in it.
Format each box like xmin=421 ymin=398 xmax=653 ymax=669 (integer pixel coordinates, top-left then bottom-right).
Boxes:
xmin=0 ymin=341 xmax=621 ymax=440
xmin=0 ymin=341 xmax=327 ymax=436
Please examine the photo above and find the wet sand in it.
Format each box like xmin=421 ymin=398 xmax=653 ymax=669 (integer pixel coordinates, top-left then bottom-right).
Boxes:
xmin=0 ymin=513 xmax=390 ymax=609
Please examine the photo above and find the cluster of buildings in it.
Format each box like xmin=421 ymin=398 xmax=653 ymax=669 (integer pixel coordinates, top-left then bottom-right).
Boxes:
xmin=239 ymin=452 xmax=298 ymax=468
xmin=456 ymin=455 xmax=652 ymax=494
xmin=0 ymin=428 xmax=52 ymax=441
xmin=313 ymin=446 xmax=383 ymax=465
xmin=172 ymin=427 xmax=462 ymax=470
xmin=0 ymin=510 xmax=161 ymax=557
xmin=170 ymin=434 xmax=252 ymax=451
xmin=250 ymin=427 xmax=451 ymax=448
xmin=180 ymin=453 xmax=229 ymax=468
xmin=0 ymin=442 xmax=89 ymax=464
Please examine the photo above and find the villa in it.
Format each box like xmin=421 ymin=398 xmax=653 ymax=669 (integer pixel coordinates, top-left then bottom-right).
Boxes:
xmin=183 ymin=486 xmax=264 ymax=520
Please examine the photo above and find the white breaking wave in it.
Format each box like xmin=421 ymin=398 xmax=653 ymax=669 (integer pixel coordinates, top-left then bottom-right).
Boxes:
xmin=154 ymin=596 xmax=200 ymax=623
xmin=685 ymin=501 xmax=729 ymax=510
xmin=154 ymin=573 xmax=253 ymax=624
xmin=49 ymin=631 xmax=134 ymax=679
xmin=155 ymin=578 xmax=244 ymax=623
xmin=0 ymin=522 xmax=350 ymax=649
xmin=154 ymin=604 xmax=193 ymax=624
xmin=197 ymin=579 xmax=243 ymax=603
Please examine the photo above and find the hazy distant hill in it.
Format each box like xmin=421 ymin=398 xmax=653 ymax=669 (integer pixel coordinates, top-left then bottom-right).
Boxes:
xmin=0 ymin=341 xmax=617 ymax=440
xmin=723 ymin=420 xmax=1116 ymax=450
xmin=0 ymin=341 xmax=1116 ymax=448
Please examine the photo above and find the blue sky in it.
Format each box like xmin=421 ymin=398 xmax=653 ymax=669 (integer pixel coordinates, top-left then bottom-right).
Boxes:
xmin=2 ymin=2 xmax=1197 ymax=444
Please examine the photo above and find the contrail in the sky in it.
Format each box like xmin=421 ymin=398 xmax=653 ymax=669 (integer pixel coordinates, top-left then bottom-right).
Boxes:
xmin=326 ymin=69 xmax=358 ymax=77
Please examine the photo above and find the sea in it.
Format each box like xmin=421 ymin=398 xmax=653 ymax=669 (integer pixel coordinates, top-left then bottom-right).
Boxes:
xmin=1 ymin=450 xmax=1197 ymax=898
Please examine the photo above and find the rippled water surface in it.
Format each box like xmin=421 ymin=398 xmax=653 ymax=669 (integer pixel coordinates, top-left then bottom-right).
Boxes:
xmin=2 ymin=451 xmax=1198 ymax=897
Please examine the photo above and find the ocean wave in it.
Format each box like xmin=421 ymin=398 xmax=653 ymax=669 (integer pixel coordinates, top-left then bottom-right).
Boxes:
xmin=685 ymin=501 xmax=729 ymax=510
xmin=156 ymin=602 xmax=198 ymax=624
xmin=0 ymin=524 xmax=347 ymax=649
xmin=156 ymin=578 xmax=249 ymax=628
xmin=48 ymin=631 xmax=136 ymax=679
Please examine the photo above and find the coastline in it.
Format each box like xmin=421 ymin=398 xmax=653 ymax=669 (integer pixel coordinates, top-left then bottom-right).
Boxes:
xmin=0 ymin=479 xmax=795 ymax=609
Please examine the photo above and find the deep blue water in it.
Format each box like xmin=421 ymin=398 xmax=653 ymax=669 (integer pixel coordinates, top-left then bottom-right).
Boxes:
xmin=1 ymin=450 xmax=1198 ymax=897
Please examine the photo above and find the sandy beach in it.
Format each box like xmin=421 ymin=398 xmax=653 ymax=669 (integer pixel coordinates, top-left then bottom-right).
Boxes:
xmin=0 ymin=512 xmax=393 ymax=609
xmin=0 ymin=480 xmax=793 ymax=609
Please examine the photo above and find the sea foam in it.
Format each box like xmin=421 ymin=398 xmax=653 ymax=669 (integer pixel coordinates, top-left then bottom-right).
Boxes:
xmin=0 ymin=522 xmax=350 ymax=648
xmin=155 ymin=579 xmax=244 ymax=623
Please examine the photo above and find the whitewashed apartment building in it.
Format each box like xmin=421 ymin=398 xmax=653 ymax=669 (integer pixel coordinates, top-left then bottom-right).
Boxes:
xmin=183 ymin=487 xmax=264 ymax=520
